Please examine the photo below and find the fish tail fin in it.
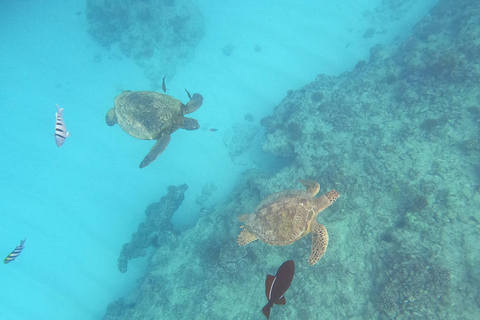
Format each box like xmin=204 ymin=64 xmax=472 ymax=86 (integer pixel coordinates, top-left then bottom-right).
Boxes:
xmin=261 ymin=302 xmax=272 ymax=319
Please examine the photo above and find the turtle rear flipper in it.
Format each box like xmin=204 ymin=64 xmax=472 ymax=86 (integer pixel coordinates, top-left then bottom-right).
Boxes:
xmin=237 ymin=229 xmax=257 ymax=245
xmin=308 ymin=221 xmax=329 ymax=265
xmin=105 ymin=108 xmax=118 ymax=126
xmin=184 ymin=93 xmax=204 ymax=113
xmin=139 ymin=134 xmax=171 ymax=168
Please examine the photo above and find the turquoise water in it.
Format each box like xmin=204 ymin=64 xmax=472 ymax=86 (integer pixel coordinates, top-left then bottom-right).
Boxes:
xmin=4 ymin=0 xmax=478 ymax=319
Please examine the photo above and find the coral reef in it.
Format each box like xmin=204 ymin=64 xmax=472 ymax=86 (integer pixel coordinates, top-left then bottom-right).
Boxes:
xmin=104 ymin=0 xmax=480 ymax=319
xmin=375 ymin=252 xmax=452 ymax=318
xmin=117 ymin=184 xmax=188 ymax=273
xmin=86 ymin=0 xmax=204 ymax=87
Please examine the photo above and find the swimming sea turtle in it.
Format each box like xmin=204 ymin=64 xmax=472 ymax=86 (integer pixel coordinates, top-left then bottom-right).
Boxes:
xmin=237 ymin=180 xmax=339 ymax=265
xmin=105 ymin=90 xmax=203 ymax=168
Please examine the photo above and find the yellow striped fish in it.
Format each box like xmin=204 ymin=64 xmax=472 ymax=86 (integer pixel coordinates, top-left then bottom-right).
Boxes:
xmin=4 ymin=238 xmax=26 ymax=264
xmin=55 ymin=104 xmax=69 ymax=147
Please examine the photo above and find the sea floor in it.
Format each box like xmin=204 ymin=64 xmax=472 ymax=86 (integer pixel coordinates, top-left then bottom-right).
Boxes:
xmin=3 ymin=0 xmax=476 ymax=319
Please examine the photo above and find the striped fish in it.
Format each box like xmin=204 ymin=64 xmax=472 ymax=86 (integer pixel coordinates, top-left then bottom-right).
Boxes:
xmin=4 ymin=238 xmax=26 ymax=264
xmin=55 ymin=104 xmax=69 ymax=147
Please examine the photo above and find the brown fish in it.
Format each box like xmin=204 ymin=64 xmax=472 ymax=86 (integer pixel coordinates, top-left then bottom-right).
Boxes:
xmin=161 ymin=75 xmax=167 ymax=92
xmin=262 ymin=260 xmax=295 ymax=319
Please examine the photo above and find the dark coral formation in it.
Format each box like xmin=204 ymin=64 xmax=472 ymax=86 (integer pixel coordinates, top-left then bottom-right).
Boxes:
xmin=117 ymin=184 xmax=188 ymax=273
xmin=86 ymin=0 xmax=204 ymax=86
xmin=260 ymin=0 xmax=480 ymax=210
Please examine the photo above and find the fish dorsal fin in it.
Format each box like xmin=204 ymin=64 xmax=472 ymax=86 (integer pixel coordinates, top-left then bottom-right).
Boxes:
xmin=274 ymin=295 xmax=286 ymax=305
xmin=265 ymin=275 xmax=275 ymax=299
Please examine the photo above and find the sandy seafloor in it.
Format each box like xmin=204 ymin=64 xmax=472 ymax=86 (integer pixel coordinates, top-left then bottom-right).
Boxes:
xmin=3 ymin=0 xmax=477 ymax=319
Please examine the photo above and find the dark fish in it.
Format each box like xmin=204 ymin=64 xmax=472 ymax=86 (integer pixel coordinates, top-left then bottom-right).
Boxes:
xmin=185 ymin=88 xmax=192 ymax=99
xmin=55 ymin=104 xmax=69 ymax=147
xmin=209 ymin=128 xmax=218 ymax=132
xmin=161 ymin=75 xmax=167 ymax=92
xmin=262 ymin=260 xmax=295 ymax=319
xmin=4 ymin=239 xmax=26 ymax=264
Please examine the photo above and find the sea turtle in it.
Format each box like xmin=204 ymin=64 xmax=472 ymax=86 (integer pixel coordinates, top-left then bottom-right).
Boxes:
xmin=237 ymin=180 xmax=339 ymax=265
xmin=105 ymin=90 xmax=203 ymax=168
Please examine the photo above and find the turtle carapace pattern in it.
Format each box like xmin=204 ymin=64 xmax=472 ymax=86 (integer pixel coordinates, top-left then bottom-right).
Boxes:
xmin=237 ymin=180 xmax=339 ymax=265
xmin=105 ymin=90 xmax=203 ymax=168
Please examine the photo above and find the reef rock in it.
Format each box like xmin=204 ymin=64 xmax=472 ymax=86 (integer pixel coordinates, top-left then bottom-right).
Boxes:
xmin=117 ymin=184 xmax=188 ymax=273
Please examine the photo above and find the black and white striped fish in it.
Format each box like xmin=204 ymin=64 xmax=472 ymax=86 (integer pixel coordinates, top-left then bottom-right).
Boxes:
xmin=55 ymin=104 xmax=69 ymax=147
xmin=4 ymin=238 xmax=26 ymax=264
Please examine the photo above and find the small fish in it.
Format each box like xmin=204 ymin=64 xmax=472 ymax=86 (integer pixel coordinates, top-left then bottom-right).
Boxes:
xmin=4 ymin=239 xmax=26 ymax=264
xmin=209 ymin=128 xmax=218 ymax=132
xmin=161 ymin=75 xmax=167 ymax=93
xmin=262 ymin=260 xmax=295 ymax=319
xmin=55 ymin=104 xmax=69 ymax=147
xmin=185 ymin=88 xmax=192 ymax=99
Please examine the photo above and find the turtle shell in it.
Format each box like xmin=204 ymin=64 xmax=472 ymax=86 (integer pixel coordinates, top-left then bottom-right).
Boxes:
xmin=244 ymin=190 xmax=317 ymax=246
xmin=114 ymin=91 xmax=185 ymax=140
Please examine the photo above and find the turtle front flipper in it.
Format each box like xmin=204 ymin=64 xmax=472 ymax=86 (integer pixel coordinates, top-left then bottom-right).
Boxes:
xmin=314 ymin=189 xmax=340 ymax=212
xmin=308 ymin=221 xmax=329 ymax=265
xmin=139 ymin=134 xmax=171 ymax=168
xmin=184 ymin=93 xmax=204 ymax=114
xmin=237 ymin=229 xmax=257 ymax=246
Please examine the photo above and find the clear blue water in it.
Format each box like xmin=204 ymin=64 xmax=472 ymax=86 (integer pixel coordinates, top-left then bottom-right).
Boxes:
xmin=0 ymin=0 xmax=442 ymax=319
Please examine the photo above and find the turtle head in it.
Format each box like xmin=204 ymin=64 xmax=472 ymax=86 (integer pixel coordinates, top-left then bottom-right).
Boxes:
xmin=184 ymin=93 xmax=203 ymax=114
xmin=182 ymin=117 xmax=200 ymax=131
xmin=105 ymin=108 xmax=118 ymax=126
